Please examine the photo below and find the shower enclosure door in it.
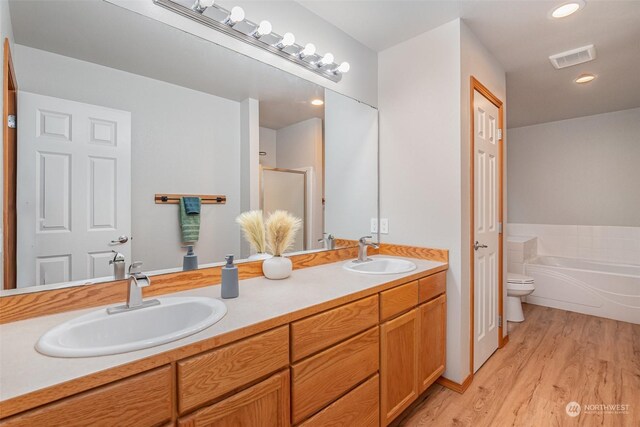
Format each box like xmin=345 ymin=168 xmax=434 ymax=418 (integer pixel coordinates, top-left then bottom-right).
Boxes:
xmin=261 ymin=167 xmax=307 ymax=252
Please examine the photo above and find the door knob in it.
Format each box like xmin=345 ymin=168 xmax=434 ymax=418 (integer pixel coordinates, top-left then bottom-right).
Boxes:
xmin=110 ymin=235 xmax=129 ymax=244
xmin=474 ymin=241 xmax=488 ymax=251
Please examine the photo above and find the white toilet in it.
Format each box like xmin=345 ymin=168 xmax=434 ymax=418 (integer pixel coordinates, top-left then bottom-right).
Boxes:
xmin=506 ymin=273 xmax=535 ymax=322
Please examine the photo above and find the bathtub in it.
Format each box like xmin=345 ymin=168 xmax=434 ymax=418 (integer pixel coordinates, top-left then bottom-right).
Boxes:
xmin=525 ymin=256 xmax=640 ymax=324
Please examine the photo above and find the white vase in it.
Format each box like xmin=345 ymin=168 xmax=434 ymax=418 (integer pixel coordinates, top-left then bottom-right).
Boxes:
xmin=262 ymin=256 xmax=292 ymax=280
xmin=248 ymin=252 xmax=272 ymax=261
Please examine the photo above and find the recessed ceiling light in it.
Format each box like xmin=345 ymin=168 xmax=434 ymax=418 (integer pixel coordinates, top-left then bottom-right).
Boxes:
xmin=550 ymin=0 xmax=585 ymax=19
xmin=311 ymin=99 xmax=324 ymax=106
xmin=575 ymin=73 xmax=596 ymax=84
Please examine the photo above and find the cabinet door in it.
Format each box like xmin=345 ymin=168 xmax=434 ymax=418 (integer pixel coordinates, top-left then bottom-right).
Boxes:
xmin=418 ymin=294 xmax=446 ymax=393
xmin=177 ymin=370 xmax=290 ymax=427
xmin=380 ymin=309 xmax=419 ymax=426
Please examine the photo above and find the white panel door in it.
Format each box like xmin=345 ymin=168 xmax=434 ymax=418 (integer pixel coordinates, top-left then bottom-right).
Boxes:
xmin=473 ymin=89 xmax=500 ymax=372
xmin=17 ymin=92 xmax=131 ymax=287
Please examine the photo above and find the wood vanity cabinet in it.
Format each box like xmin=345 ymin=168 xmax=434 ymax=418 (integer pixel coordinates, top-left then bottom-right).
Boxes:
xmin=0 ymin=366 xmax=172 ymax=427
xmin=177 ymin=370 xmax=290 ymax=427
xmin=380 ymin=271 xmax=447 ymax=426
xmin=177 ymin=326 xmax=289 ymax=414
xmin=1 ymin=267 xmax=447 ymax=427
xmin=418 ymin=294 xmax=447 ymax=392
xmin=380 ymin=309 xmax=419 ymax=426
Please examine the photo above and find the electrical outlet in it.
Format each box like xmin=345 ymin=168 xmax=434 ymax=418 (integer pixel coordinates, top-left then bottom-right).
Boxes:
xmin=380 ymin=218 xmax=389 ymax=234
xmin=370 ymin=218 xmax=378 ymax=233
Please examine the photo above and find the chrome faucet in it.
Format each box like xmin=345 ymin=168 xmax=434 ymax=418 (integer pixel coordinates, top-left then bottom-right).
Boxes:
xmin=110 ymin=250 xmax=126 ymax=280
xmin=107 ymin=261 xmax=160 ymax=314
xmin=318 ymin=233 xmax=336 ymax=250
xmin=357 ymin=236 xmax=379 ymax=263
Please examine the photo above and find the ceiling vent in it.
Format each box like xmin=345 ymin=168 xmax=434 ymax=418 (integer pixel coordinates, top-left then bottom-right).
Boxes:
xmin=549 ymin=44 xmax=596 ymax=69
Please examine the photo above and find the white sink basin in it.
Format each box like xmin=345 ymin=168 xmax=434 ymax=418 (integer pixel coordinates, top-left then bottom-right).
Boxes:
xmin=36 ymin=296 xmax=227 ymax=358
xmin=343 ymin=257 xmax=417 ymax=275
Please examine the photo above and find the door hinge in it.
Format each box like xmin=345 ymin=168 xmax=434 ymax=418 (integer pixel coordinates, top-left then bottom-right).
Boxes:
xmin=498 ymin=315 xmax=503 ymax=328
xmin=497 ymin=128 xmax=502 ymax=140
xmin=498 ymin=222 xmax=503 ymax=234
xmin=7 ymin=114 xmax=16 ymax=129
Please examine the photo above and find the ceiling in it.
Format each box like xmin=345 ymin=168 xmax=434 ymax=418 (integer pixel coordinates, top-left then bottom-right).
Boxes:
xmin=9 ymin=0 xmax=325 ymax=130
xmin=298 ymin=0 xmax=640 ymax=128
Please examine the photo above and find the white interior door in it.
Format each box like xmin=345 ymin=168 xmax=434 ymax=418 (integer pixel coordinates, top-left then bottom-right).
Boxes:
xmin=17 ymin=92 xmax=131 ymax=287
xmin=473 ymin=89 xmax=500 ymax=372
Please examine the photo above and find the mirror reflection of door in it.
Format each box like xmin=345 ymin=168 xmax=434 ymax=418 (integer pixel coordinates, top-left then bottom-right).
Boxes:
xmin=2 ymin=38 xmax=18 ymax=290
xmin=16 ymin=93 xmax=131 ymax=288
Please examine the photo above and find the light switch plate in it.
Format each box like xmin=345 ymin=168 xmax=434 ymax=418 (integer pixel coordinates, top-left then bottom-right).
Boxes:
xmin=380 ymin=218 xmax=389 ymax=234
xmin=370 ymin=218 xmax=378 ymax=233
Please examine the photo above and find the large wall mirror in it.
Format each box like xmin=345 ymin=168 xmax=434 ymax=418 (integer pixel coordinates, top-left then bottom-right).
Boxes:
xmin=1 ymin=0 xmax=378 ymax=294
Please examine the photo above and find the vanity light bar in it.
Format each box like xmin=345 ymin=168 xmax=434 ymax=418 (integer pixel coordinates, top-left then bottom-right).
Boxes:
xmin=153 ymin=0 xmax=350 ymax=83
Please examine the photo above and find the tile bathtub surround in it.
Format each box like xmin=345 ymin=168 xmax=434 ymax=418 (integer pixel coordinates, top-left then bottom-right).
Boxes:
xmin=507 ymin=236 xmax=537 ymax=274
xmin=507 ymin=224 xmax=640 ymax=265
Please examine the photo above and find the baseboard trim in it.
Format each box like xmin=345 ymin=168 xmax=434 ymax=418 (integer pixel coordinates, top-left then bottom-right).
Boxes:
xmin=436 ymin=374 xmax=473 ymax=394
xmin=500 ymin=334 xmax=510 ymax=348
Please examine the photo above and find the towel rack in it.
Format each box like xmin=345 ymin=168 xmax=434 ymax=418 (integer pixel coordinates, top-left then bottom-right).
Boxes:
xmin=154 ymin=194 xmax=227 ymax=205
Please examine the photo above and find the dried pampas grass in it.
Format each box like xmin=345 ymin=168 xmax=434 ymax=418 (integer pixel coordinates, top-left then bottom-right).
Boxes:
xmin=265 ymin=210 xmax=302 ymax=257
xmin=236 ymin=210 xmax=267 ymax=254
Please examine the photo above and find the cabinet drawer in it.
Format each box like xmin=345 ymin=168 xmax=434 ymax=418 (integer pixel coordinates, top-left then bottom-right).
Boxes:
xmin=291 ymin=295 xmax=378 ymax=362
xmin=418 ymin=271 xmax=446 ymax=303
xmin=298 ymin=374 xmax=379 ymax=427
xmin=1 ymin=366 xmax=172 ymax=427
xmin=177 ymin=326 xmax=289 ymax=414
xmin=291 ymin=326 xmax=379 ymax=424
xmin=177 ymin=370 xmax=290 ymax=427
xmin=380 ymin=281 xmax=418 ymax=321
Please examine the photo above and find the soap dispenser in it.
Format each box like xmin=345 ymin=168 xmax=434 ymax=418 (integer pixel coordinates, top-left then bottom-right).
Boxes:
xmin=221 ymin=255 xmax=239 ymax=299
xmin=182 ymin=245 xmax=198 ymax=271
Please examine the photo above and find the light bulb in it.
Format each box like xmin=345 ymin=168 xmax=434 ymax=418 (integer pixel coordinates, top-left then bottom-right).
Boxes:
xmin=337 ymin=62 xmax=350 ymax=73
xmin=228 ymin=6 xmax=245 ymax=24
xmin=280 ymin=32 xmax=295 ymax=47
xmin=319 ymin=52 xmax=334 ymax=66
xmin=301 ymin=43 xmax=316 ymax=57
xmin=256 ymin=20 xmax=272 ymax=36
xmin=192 ymin=0 xmax=214 ymax=13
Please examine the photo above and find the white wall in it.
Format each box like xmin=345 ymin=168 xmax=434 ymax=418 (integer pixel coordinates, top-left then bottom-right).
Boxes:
xmin=379 ymin=19 xmax=506 ymax=384
xmin=508 ymin=108 xmax=640 ymax=227
xmin=259 ymin=127 xmax=277 ymax=168
xmin=276 ymin=118 xmax=324 ymax=249
xmin=0 ymin=0 xmax=14 ymax=287
xmin=13 ymin=45 xmax=242 ymax=272
xmin=325 ymin=89 xmax=378 ymax=241
xmin=379 ymin=19 xmax=464 ymax=382
xmin=108 ymin=0 xmax=378 ymax=107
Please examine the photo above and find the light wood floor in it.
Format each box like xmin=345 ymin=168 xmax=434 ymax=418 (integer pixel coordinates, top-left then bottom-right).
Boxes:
xmin=398 ymin=303 xmax=640 ymax=427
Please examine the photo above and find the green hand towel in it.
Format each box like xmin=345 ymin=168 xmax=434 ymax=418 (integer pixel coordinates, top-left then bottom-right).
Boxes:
xmin=180 ymin=197 xmax=200 ymax=243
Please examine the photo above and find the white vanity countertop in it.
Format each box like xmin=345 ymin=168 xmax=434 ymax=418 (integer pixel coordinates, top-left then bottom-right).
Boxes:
xmin=0 ymin=255 xmax=446 ymax=403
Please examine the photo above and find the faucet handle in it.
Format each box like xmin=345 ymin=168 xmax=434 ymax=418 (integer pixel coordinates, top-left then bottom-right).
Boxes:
xmin=359 ymin=236 xmax=373 ymax=244
xmin=110 ymin=250 xmax=125 ymax=265
xmin=129 ymin=261 xmax=144 ymax=275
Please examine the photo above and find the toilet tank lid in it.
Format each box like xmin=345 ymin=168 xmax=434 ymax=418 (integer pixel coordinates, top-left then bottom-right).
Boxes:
xmin=507 ymin=273 xmax=534 ymax=284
